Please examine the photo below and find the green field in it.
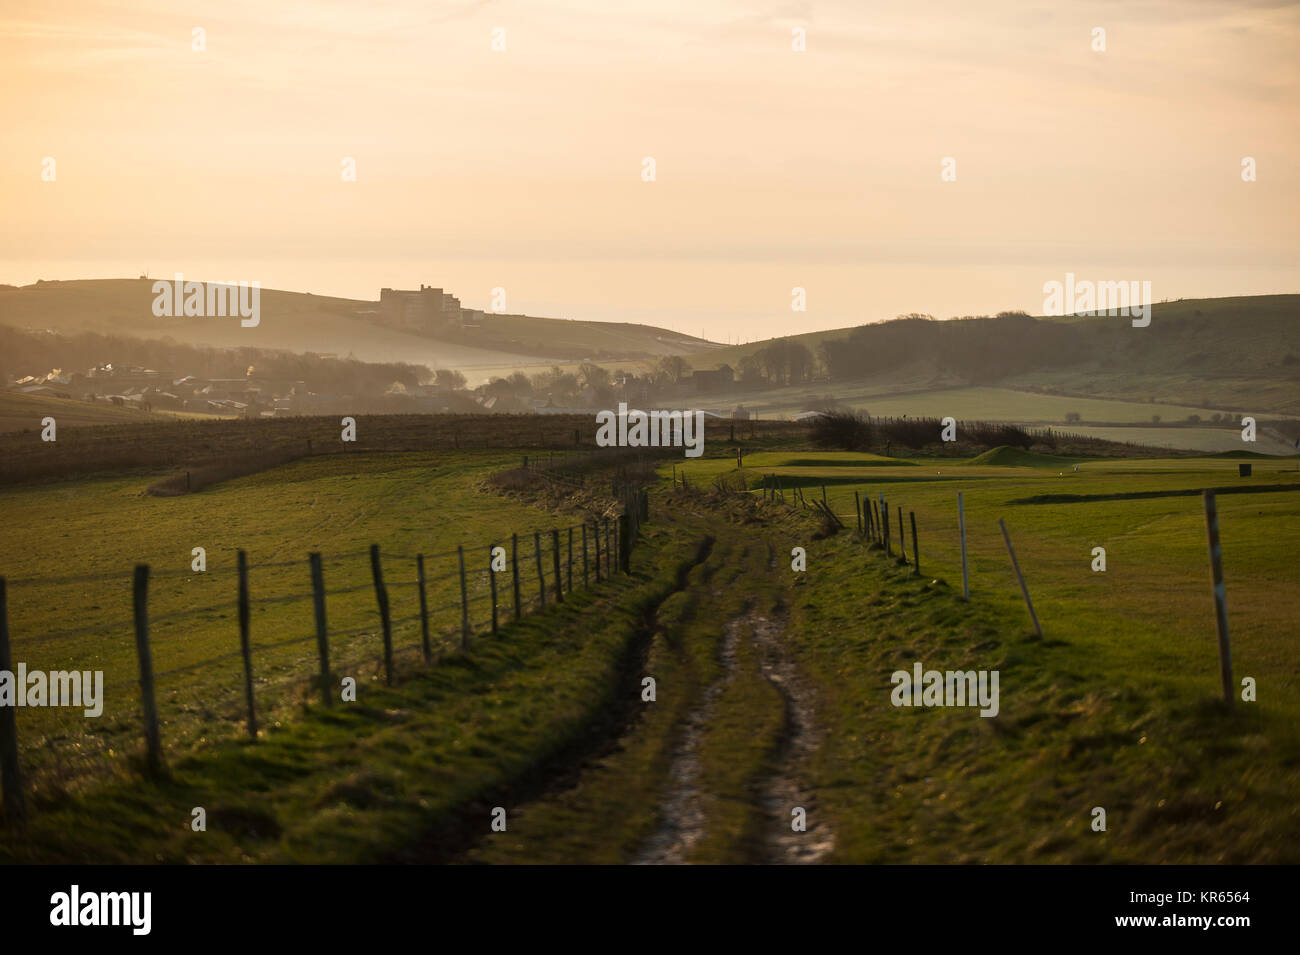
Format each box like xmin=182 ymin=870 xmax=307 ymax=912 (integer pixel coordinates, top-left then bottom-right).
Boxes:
xmin=0 ymin=450 xmax=603 ymax=791
xmin=1 ymin=438 xmax=1297 ymax=864
xmin=689 ymin=383 xmax=1233 ymax=425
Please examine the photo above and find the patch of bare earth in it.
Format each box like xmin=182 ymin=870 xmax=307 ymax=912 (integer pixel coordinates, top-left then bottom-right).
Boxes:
xmin=632 ymin=610 xmax=742 ymax=865
xmin=635 ymin=599 xmax=834 ymax=864
xmin=751 ymin=611 xmax=835 ymax=864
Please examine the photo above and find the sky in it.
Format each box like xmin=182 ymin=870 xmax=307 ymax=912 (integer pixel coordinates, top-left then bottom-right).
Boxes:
xmin=2 ymin=0 xmax=1298 ymax=343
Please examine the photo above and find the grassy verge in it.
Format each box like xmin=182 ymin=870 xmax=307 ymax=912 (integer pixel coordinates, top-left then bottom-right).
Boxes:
xmin=783 ymin=508 xmax=1300 ymax=862
xmin=0 ymin=521 xmax=708 ymax=863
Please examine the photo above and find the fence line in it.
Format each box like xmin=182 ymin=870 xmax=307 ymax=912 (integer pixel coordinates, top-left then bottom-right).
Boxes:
xmin=0 ymin=496 xmax=650 ymax=822
xmin=746 ymin=472 xmax=1242 ymax=712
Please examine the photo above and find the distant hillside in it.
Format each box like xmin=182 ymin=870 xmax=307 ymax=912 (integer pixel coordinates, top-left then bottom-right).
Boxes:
xmin=0 ymin=390 xmax=166 ymax=432
xmin=683 ymin=295 xmax=1300 ymax=415
xmin=0 ymin=279 xmax=717 ymax=371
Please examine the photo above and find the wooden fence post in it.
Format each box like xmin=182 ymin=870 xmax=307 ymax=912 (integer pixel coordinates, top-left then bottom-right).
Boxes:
xmin=309 ymin=552 xmax=331 ymax=706
xmin=0 ymin=577 xmax=26 ymax=822
xmin=854 ymin=491 xmax=862 ymax=534
xmin=582 ymin=523 xmax=590 ymax=588
xmin=417 ymin=554 xmax=432 ymax=661
xmin=958 ymin=492 xmax=969 ymax=600
xmin=369 ymin=545 xmax=394 ymax=684
xmin=898 ymin=506 xmax=906 ymax=562
xmin=132 ymin=564 xmax=165 ymax=775
xmin=910 ymin=511 xmax=919 ymax=575
xmin=551 ymin=529 xmax=564 ymax=603
xmin=604 ymin=519 xmax=612 ymax=573
xmin=511 ymin=533 xmax=522 ymax=620
xmin=567 ymin=527 xmax=574 ymax=594
xmin=619 ymin=513 xmax=631 ymax=573
xmin=488 ymin=547 xmax=499 ymax=637
xmin=458 ymin=545 xmax=470 ymax=650
xmin=1202 ymin=491 xmax=1235 ymax=709
xmin=534 ymin=531 xmax=546 ymax=607
xmin=882 ymin=499 xmax=891 ymax=556
xmin=998 ymin=519 xmax=1042 ymax=638
xmin=236 ymin=550 xmax=257 ymax=740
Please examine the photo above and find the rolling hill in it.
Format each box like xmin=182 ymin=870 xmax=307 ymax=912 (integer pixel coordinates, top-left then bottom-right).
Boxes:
xmin=680 ymin=295 xmax=1300 ymax=419
xmin=0 ymin=279 xmax=718 ymax=374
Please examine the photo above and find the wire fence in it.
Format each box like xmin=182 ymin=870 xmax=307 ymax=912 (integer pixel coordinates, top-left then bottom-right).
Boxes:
xmin=0 ymin=490 xmax=650 ymax=823
xmin=739 ymin=470 xmax=1250 ymax=716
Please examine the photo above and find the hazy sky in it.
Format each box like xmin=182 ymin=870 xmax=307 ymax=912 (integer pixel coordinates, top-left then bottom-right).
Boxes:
xmin=3 ymin=0 xmax=1298 ymax=342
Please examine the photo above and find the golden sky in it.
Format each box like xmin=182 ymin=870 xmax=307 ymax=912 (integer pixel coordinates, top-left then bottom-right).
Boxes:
xmin=3 ymin=0 xmax=1298 ymax=341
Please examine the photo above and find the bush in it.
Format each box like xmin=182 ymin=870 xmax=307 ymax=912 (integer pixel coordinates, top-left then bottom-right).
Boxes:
xmin=810 ymin=410 xmax=875 ymax=451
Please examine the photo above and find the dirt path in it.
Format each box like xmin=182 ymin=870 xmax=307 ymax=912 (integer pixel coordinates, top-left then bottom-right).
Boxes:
xmin=635 ymin=600 xmax=834 ymax=865
xmin=632 ymin=611 xmax=744 ymax=865
xmin=751 ymin=609 xmax=836 ymax=864
xmin=451 ymin=516 xmax=834 ymax=865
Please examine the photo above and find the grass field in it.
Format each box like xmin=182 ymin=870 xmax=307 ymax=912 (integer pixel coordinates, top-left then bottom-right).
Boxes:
xmin=1 ymin=436 xmax=1297 ymax=864
xmin=0 ymin=449 xmax=612 ymax=793
xmin=692 ymin=383 xmax=1234 ymax=425
xmin=667 ymin=451 xmax=1300 ymax=861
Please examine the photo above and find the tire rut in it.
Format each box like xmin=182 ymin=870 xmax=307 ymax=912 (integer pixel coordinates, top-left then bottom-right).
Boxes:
xmin=636 ymin=534 xmax=833 ymax=864
xmin=387 ymin=534 xmax=715 ymax=864
xmin=631 ymin=608 xmax=744 ymax=865
xmin=751 ymin=610 xmax=835 ymax=864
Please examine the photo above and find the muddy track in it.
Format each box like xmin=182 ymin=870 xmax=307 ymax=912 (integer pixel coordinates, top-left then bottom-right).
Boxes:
xmin=385 ymin=534 xmax=715 ymax=864
xmin=633 ymin=603 xmax=834 ymax=865
xmin=755 ymin=537 xmax=834 ymax=863
xmin=635 ymin=536 xmax=833 ymax=864
xmin=753 ymin=608 xmax=835 ymax=864
xmin=632 ymin=606 xmax=745 ymax=865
